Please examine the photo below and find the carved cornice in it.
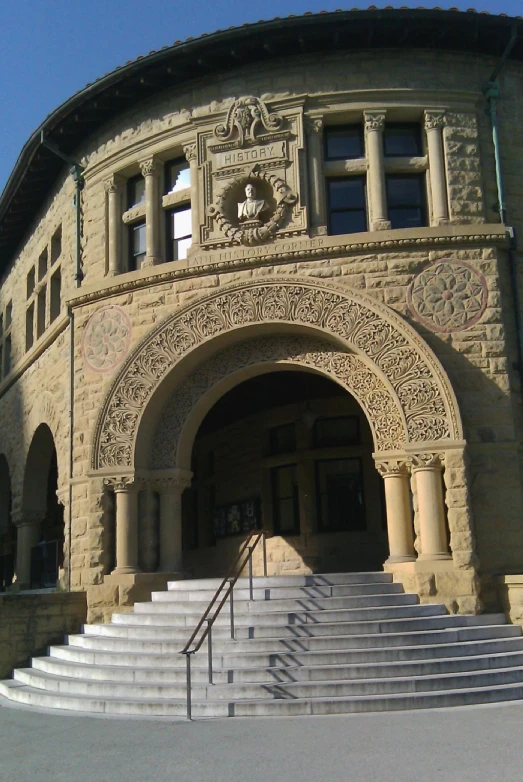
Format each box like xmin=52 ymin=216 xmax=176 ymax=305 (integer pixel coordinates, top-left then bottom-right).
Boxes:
xmin=67 ymin=229 xmax=508 ymax=309
xmin=364 ymin=111 xmax=386 ymax=133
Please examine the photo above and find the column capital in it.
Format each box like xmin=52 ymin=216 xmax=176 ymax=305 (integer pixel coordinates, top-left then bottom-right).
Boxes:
xmin=104 ymin=174 xmax=125 ymax=194
xmin=375 ymin=458 xmax=410 ymax=478
xmin=139 ymin=158 xmax=159 ymax=177
xmin=304 ymin=116 xmax=323 ymax=137
xmin=424 ymin=111 xmax=446 ymax=131
xmin=183 ymin=142 xmax=197 ymax=163
xmin=103 ymin=475 xmax=137 ymax=492
xmin=12 ymin=510 xmax=45 ymax=528
xmin=364 ymin=110 xmax=386 ymax=133
xmin=409 ymin=452 xmax=445 ymax=470
xmin=151 ymin=469 xmax=193 ymax=493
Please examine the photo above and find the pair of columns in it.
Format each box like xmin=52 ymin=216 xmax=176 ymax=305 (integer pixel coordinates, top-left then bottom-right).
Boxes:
xmin=376 ymin=453 xmax=450 ymax=564
xmin=105 ymin=143 xmax=198 ymax=276
xmin=305 ymin=109 xmax=449 ymax=234
xmin=106 ymin=473 xmax=191 ymax=575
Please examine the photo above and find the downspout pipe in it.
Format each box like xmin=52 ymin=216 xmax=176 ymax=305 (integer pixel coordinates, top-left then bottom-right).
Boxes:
xmin=482 ymin=25 xmax=523 ymax=375
xmin=39 ymin=133 xmax=85 ymax=591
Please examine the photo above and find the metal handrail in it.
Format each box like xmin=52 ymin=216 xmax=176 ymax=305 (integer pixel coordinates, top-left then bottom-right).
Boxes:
xmin=181 ymin=530 xmax=267 ymax=720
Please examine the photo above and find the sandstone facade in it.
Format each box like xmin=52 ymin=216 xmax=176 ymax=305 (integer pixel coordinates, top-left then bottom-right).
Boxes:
xmin=1 ymin=9 xmax=523 ymax=623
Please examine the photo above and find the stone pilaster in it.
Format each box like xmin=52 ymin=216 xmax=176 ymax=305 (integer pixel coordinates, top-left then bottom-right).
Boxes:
xmin=410 ymin=452 xmax=451 ymax=561
xmin=364 ymin=110 xmax=390 ymax=231
xmin=153 ymin=471 xmax=192 ymax=572
xmin=424 ymin=111 xmax=449 ymax=225
xmin=104 ymin=477 xmax=141 ymax=575
xmin=104 ymin=174 xmax=124 ymax=276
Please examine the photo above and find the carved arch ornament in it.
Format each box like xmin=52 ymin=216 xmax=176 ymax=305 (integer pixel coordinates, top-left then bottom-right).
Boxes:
xmin=91 ymin=277 xmax=462 ymax=470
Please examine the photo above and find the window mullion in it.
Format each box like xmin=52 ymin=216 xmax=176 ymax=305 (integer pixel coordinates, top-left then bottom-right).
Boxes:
xmin=364 ymin=111 xmax=391 ymax=232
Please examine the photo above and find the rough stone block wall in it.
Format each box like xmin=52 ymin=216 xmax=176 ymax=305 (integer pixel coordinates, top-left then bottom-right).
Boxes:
xmin=0 ymin=592 xmax=86 ymax=679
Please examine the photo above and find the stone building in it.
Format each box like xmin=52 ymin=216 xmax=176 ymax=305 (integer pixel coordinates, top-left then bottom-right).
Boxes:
xmin=1 ymin=6 xmax=523 ymax=625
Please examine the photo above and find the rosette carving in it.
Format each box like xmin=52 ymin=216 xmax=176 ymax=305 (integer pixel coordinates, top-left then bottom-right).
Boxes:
xmin=92 ymin=277 xmax=460 ymax=470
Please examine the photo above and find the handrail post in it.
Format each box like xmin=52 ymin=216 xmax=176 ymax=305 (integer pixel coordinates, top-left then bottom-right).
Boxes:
xmin=229 ymin=578 xmax=235 ymax=639
xmin=207 ymin=618 xmax=213 ymax=685
xmin=185 ymin=652 xmax=192 ymax=721
xmin=248 ymin=547 xmax=254 ymax=601
xmin=262 ymin=532 xmax=267 ymax=577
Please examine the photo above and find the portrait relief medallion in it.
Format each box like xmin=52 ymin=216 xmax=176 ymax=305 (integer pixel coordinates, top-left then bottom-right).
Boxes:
xmin=82 ymin=305 xmax=132 ymax=372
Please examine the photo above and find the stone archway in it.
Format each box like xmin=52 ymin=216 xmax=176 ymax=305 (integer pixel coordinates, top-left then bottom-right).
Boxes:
xmin=92 ymin=276 xmax=462 ymax=472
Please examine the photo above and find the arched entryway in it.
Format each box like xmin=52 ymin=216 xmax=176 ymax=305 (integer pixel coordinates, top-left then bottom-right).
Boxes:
xmin=181 ymin=368 xmax=388 ymax=577
xmin=94 ymin=277 xmax=473 ymax=584
xmin=17 ymin=424 xmax=64 ymax=589
xmin=0 ymin=454 xmax=15 ymax=591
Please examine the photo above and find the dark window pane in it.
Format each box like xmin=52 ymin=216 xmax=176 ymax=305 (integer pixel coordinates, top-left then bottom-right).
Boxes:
xmin=329 ymin=179 xmax=365 ymax=210
xmin=316 ymin=458 xmax=366 ymax=532
xmin=132 ymin=223 xmax=146 ymax=253
xmin=330 ymin=211 xmax=366 ymax=235
xmin=314 ymin=416 xmax=360 ymax=447
xmin=325 ymin=127 xmax=363 ymax=160
xmin=270 ymin=424 xmax=296 ymax=455
xmin=389 ymin=208 xmax=423 ymax=230
xmin=387 ymin=177 xmax=423 ymax=207
xmin=384 ymin=125 xmax=422 ymax=157
xmin=272 ymin=465 xmax=300 ymax=535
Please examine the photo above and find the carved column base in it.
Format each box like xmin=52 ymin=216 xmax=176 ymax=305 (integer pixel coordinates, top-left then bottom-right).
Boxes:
xmin=141 ymin=255 xmax=159 ymax=268
xmin=371 ymin=219 xmax=392 ymax=231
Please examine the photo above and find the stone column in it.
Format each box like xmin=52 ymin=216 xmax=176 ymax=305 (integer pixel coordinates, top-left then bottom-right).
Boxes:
xmin=13 ymin=511 xmax=43 ymax=589
xmin=424 ymin=111 xmax=449 ymax=225
xmin=108 ymin=478 xmax=141 ymax=575
xmin=183 ymin=143 xmax=199 ymax=249
xmin=410 ymin=453 xmax=451 ymax=560
xmin=364 ymin=111 xmax=390 ymax=231
xmin=139 ymin=158 xmax=160 ymax=267
xmin=104 ymin=174 xmax=124 ymax=276
xmin=305 ymin=116 xmax=327 ymax=236
xmin=155 ymin=472 xmax=192 ymax=572
xmin=375 ymin=460 xmax=416 ymax=563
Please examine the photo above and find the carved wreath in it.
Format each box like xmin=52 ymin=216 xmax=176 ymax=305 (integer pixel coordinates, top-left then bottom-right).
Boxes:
xmin=214 ymin=96 xmax=283 ymax=145
xmin=208 ymin=170 xmax=297 ymax=247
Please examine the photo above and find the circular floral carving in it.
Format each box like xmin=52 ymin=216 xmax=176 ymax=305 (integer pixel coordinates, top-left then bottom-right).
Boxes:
xmin=407 ymin=260 xmax=487 ymax=333
xmin=82 ymin=306 xmax=132 ymax=373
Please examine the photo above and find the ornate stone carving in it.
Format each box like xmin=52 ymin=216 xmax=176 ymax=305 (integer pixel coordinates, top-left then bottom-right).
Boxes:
xmin=151 ymin=336 xmax=405 ymax=468
xmin=305 ymin=117 xmax=323 ymax=136
xmin=407 ymin=260 xmax=488 ymax=333
xmin=92 ymin=278 xmax=460 ymax=471
xmin=139 ymin=159 xmax=158 ymax=177
xmin=215 ymin=97 xmax=283 ymax=145
xmin=104 ymin=175 xmax=123 ymax=194
xmin=424 ymin=112 xmax=445 ymax=131
xmin=103 ymin=475 xmax=136 ymax=491
xmin=374 ymin=459 xmax=410 ymax=478
xmin=208 ymin=171 xmax=297 ymax=246
xmin=183 ymin=143 xmax=197 ymax=163
xmin=364 ymin=111 xmax=386 ymax=133
xmin=409 ymin=452 xmax=446 ymax=470
xmin=152 ymin=475 xmax=192 ymax=491
xmin=82 ymin=306 xmax=132 ymax=373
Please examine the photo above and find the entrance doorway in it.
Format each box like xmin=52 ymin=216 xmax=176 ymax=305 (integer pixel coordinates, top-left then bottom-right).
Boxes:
xmin=181 ymin=370 xmax=387 ymax=577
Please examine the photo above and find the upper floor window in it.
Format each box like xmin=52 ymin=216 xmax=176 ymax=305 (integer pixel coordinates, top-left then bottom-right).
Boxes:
xmin=165 ymin=159 xmax=191 ymax=194
xmin=386 ymin=175 xmax=426 ymax=229
xmin=25 ymin=227 xmax=62 ymax=353
xmin=128 ymin=176 xmax=145 ymax=209
xmin=129 ymin=222 xmax=146 ymax=271
xmin=324 ymin=126 xmax=363 ymax=161
xmin=164 ymin=157 xmax=192 ymax=262
xmin=383 ymin=124 xmax=422 ymax=157
xmin=167 ymin=206 xmax=192 ymax=262
xmin=0 ymin=301 xmax=13 ymax=381
xmin=327 ymin=177 xmax=367 ymax=235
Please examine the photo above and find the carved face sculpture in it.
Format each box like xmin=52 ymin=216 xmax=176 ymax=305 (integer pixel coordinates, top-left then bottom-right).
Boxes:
xmin=245 ymin=184 xmax=255 ymax=199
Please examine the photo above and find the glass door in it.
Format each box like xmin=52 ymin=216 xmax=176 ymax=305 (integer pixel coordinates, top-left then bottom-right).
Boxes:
xmin=316 ymin=457 xmax=366 ymax=532
xmin=272 ymin=464 xmax=300 ymax=535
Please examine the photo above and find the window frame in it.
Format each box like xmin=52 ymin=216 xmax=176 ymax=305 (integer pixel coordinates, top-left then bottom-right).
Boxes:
xmin=386 ymin=173 xmax=428 ymax=230
xmin=324 ymin=124 xmax=365 ymax=162
xmin=165 ymin=203 xmax=192 ymax=263
xmin=383 ymin=123 xmax=423 ymax=158
xmin=326 ymin=175 xmax=368 ymax=236
xmin=128 ymin=220 xmax=146 ymax=272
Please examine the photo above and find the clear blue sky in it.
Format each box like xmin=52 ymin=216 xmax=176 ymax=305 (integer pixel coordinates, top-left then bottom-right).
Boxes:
xmin=1 ymin=0 xmax=522 ymax=193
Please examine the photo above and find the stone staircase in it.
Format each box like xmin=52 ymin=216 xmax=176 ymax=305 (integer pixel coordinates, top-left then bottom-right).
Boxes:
xmin=2 ymin=571 xmax=523 ymax=717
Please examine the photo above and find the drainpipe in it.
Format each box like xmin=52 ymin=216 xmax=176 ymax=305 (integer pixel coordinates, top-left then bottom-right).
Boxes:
xmin=482 ymin=25 xmax=523 ymax=374
xmin=40 ymin=134 xmax=85 ymax=590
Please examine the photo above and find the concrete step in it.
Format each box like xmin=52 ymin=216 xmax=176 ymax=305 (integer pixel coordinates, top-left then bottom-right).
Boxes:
xmin=68 ymin=619 xmax=513 ymax=654
xmin=13 ymin=665 xmax=523 ymax=701
xmin=152 ymin=582 xmax=405 ymax=602
xmin=32 ymin=650 xmax=523 ymax=686
xmin=4 ymin=677 xmax=523 ymax=719
xmin=46 ymin=635 xmax=523 ymax=670
xmin=139 ymin=592 xmax=419 ymax=614
xmin=120 ymin=602 xmax=441 ymax=627
xmin=167 ymin=573 xmax=394 ymax=591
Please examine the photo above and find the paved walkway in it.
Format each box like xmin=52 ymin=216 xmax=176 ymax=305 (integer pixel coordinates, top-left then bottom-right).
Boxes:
xmin=1 ymin=699 xmax=522 ymax=782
